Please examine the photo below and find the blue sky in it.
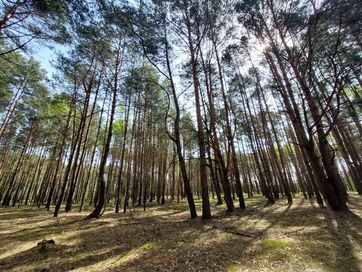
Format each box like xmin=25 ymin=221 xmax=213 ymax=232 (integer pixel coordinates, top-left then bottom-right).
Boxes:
xmin=31 ymin=43 xmax=66 ymax=78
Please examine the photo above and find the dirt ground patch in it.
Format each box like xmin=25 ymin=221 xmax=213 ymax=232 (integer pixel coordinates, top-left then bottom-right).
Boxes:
xmin=0 ymin=194 xmax=361 ymax=271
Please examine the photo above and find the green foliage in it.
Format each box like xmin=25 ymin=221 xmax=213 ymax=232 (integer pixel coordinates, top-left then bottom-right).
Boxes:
xmin=0 ymin=0 xmax=90 ymax=48
xmin=113 ymin=119 xmax=124 ymax=137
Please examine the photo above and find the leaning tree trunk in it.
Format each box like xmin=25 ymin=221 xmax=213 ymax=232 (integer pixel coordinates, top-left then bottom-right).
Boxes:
xmin=163 ymin=19 xmax=197 ymax=218
xmin=87 ymin=56 xmax=120 ymax=218
xmin=185 ymin=13 xmax=211 ymax=219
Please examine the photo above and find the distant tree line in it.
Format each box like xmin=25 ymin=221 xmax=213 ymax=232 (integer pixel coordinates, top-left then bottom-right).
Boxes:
xmin=0 ymin=0 xmax=361 ymax=219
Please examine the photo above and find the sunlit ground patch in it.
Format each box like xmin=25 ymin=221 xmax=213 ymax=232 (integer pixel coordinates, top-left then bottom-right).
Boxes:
xmin=0 ymin=194 xmax=361 ymax=271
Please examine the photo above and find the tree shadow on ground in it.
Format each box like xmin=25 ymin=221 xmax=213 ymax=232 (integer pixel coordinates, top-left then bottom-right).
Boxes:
xmin=0 ymin=195 xmax=361 ymax=271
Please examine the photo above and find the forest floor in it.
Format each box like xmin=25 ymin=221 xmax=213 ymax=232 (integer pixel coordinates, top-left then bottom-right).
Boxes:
xmin=0 ymin=194 xmax=361 ymax=272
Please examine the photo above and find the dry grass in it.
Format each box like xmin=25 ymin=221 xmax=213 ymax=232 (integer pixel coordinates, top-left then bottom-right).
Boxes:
xmin=0 ymin=194 xmax=361 ymax=272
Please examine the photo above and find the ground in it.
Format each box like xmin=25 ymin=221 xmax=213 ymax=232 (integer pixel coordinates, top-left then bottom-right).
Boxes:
xmin=0 ymin=194 xmax=361 ymax=272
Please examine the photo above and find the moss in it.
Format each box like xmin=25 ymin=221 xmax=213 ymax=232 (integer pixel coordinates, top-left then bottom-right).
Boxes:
xmin=141 ymin=242 xmax=159 ymax=250
xmin=226 ymin=263 xmax=239 ymax=272
xmin=261 ymin=239 xmax=289 ymax=249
